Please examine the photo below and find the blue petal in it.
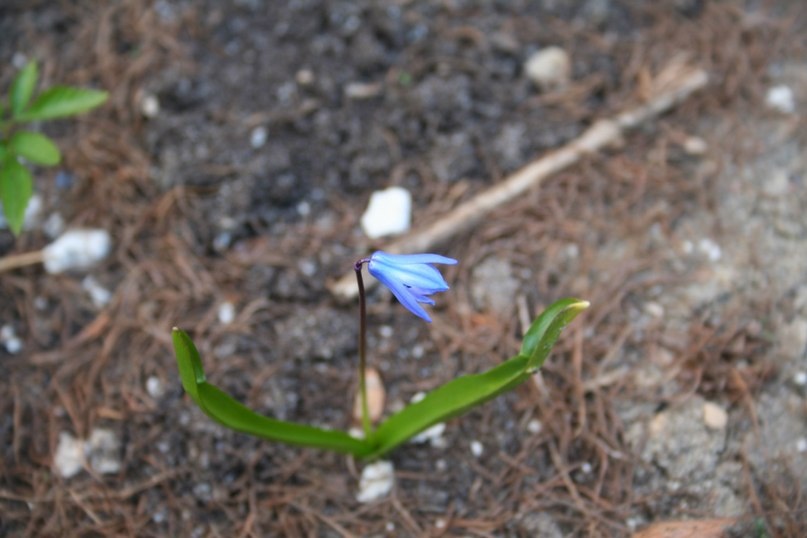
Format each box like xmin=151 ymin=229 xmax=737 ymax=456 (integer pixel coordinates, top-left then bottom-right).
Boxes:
xmin=370 ymin=258 xmax=449 ymax=292
xmin=370 ymin=265 xmax=433 ymax=322
xmin=371 ymin=251 xmax=457 ymax=266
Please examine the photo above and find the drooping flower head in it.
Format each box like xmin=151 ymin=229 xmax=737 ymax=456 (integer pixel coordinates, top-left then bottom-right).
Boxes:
xmin=367 ymin=251 xmax=458 ymax=322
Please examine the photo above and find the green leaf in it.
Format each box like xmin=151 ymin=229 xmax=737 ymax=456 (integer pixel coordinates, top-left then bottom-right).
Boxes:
xmin=171 ymin=328 xmax=373 ymax=457
xmin=520 ymin=298 xmax=590 ymax=372
xmin=9 ymin=131 xmax=61 ymax=166
xmin=367 ymin=297 xmax=590 ymax=459
xmin=10 ymin=61 xmax=38 ymax=117
xmin=0 ymin=157 xmax=33 ymax=235
xmin=17 ymin=86 xmax=108 ymax=121
xmin=368 ymin=354 xmax=531 ymax=459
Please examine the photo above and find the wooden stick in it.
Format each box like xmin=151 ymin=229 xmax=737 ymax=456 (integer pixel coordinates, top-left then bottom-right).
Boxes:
xmin=334 ymin=63 xmax=709 ymax=301
xmin=0 ymin=249 xmax=44 ymax=273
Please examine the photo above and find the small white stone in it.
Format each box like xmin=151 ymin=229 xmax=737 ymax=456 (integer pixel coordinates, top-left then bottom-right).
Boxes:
xmin=411 ymin=422 xmax=446 ymax=446
xmin=87 ymin=428 xmax=121 ymax=475
xmin=296 ymin=201 xmax=311 ymax=216
xmin=146 ymin=376 xmax=164 ymax=398
xmin=82 ymin=276 xmax=112 ymax=308
xmin=581 ymin=462 xmax=592 ymax=474
xmin=524 ymin=46 xmax=571 ymax=90
xmin=0 ymin=324 xmax=14 ymax=341
xmin=356 ymin=460 xmax=395 ymax=503
xmin=644 ymin=302 xmax=664 ymax=318
xmin=411 ymin=344 xmax=424 ymax=360
xmin=385 ymin=521 xmax=395 ymax=532
xmin=4 ymin=337 xmax=23 ymax=355
xmin=295 ymin=68 xmax=315 ymax=86
xmin=345 ymin=81 xmax=382 ymax=99
xmin=43 ymin=212 xmax=66 ymax=239
xmin=141 ymin=94 xmax=160 ymax=118
xmin=42 ymin=229 xmax=112 ymax=274
xmin=470 ymin=440 xmax=484 ymax=457
xmin=360 ymin=186 xmax=412 ymax=239
xmin=54 ymin=432 xmax=84 ymax=478
xmin=435 ymin=459 xmax=447 ymax=472
xmin=703 ymin=401 xmax=728 ymax=430
xmin=379 ymin=325 xmax=394 ymax=339
xmin=410 ymin=391 xmax=427 ymax=404
xmin=765 ymin=85 xmax=796 ymax=114
xmin=697 ymin=238 xmax=722 ymax=262
xmin=217 ymin=302 xmax=236 ymax=325
xmin=249 ymin=126 xmax=268 ymax=149
xmin=796 ymin=438 xmax=807 ymax=453
xmin=527 ymin=419 xmax=543 ymax=434
xmin=794 ymin=371 xmax=807 ymax=386
xmin=683 ymin=136 xmax=707 ymax=155
xmin=348 ymin=426 xmax=365 ymax=439
xmin=435 ymin=518 xmax=447 ymax=530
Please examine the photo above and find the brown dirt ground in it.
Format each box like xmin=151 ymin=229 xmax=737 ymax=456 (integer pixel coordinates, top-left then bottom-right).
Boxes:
xmin=1 ymin=1 xmax=806 ymax=536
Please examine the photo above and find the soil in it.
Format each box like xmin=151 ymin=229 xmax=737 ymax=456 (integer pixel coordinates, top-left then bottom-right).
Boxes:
xmin=1 ymin=1 xmax=806 ymax=536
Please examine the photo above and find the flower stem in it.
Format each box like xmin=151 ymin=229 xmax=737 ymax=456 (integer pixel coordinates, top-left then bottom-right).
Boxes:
xmin=354 ymin=259 xmax=372 ymax=439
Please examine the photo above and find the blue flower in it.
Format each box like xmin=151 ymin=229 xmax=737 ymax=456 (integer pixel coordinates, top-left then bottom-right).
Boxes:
xmin=367 ymin=251 xmax=458 ymax=322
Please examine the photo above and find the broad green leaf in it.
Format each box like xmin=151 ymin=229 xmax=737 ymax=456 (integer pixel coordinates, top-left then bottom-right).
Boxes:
xmin=367 ymin=354 xmax=531 ymax=459
xmin=367 ymin=297 xmax=590 ymax=459
xmin=172 ymin=328 xmax=373 ymax=457
xmin=9 ymin=131 xmax=61 ymax=166
xmin=520 ymin=298 xmax=590 ymax=372
xmin=10 ymin=61 xmax=38 ymax=117
xmin=17 ymin=86 xmax=108 ymax=121
xmin=0 ymin=157 xmax=33 ymax=235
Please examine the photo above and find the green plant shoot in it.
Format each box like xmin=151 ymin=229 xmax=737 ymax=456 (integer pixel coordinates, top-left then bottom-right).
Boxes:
xmin=0 ymin=60 xmax=108 ymax=235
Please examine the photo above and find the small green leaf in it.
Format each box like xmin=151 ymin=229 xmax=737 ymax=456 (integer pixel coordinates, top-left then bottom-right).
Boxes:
xmin=17 ymin=86 xmax=108 ymax=121
xmin=10 ymin=61 xmax=38 ymax=117
xmin=368 ymin=354 xmax=531 ymax=459
xmin=0 ymin=157 xmax=33 ymax=235
xmin=171 ymin=328 xmax=373 ymax=457
xmin=9 ymin=131 xmax=61 ymax=166
xmin=520 ymin=298 xmax=590 ymax=372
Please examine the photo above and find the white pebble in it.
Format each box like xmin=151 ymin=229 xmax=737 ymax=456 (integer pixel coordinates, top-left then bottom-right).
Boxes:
xmin=385 ymin=522 xmax=395 ymax=532
xmin=794 ymin=372 xmax=807 ymax=386
xmin=360 ymin=186 xmax=412 ymax=239
xmin=250 ymin=126 xmax=268 ymax=148
xmin=644 ymin=302 xmax=664 ymax=318
xmin=379 ymin=325 xmax=394 ymax=339
xmin=524 ymin=46 xmax=571 ymax=90
xmin=697 ymin=238 xmax=722 ymax=262
xmin=411 ymin=422 xmax=446 ymax=447
xmin=141 ymin=94 xmax=160 ymax=118
xmin=12 ymin=52 xmax=27 ymax=69
xmin=295 ymin=68 xmax=315 ymax=86
xmin=0 ymin=324 xmax=14 ymax=341
xmin=54 ymin=432 xmax=84 ymax=478
xmin=356 ymin=460 xmax=395 ymax=503
xmin=703 ymin=401 xmax=728 ymax=430
xmin=4 ymin=337 xmax=23 ymax=354
xmin=435 ymin=518 xmax=447 ymax=530
xmin=527 ymin=419 xmax=543 ymax=434
xmin=470 ymin=440 xmax=484 ymax=457
xmin=87 ymin=428 xmax=121 ymax=474
xmin=765 ymin=85 xmax=796 ymax=114
xmin=43 ymin=212 xmax=66 ymax=239
xmin=217 ymin=302 xmax=236 ymax=325
xmin=82 ymin=276 xmax=112 ymax=308
xmin=296 ymin=201 xmax=311 ymax=216
xmin=410 ymin=391 xmax=427 ymax=404
xmin=146 ymin=376 xmax=164 ymax=398
xmin=683 ymin=136 xmax=707 ymax=155
xmin=42 ymin=229 xmax=112 ymax=274
xmin=796 ymin=438 xmax=807 ymax=453
xmin=581 ymin=462 xmax=592 ymax=474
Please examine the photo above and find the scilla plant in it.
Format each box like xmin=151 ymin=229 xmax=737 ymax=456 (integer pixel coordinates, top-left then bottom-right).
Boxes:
xmin=0 ymin=61 xmax=108 ymax=235
xmin=172 ymin=251 xmax=589 ymax=459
